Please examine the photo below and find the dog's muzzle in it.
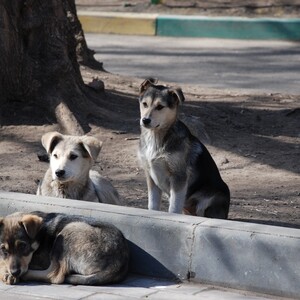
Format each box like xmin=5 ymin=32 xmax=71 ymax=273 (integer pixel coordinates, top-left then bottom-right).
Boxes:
xmin=141 ymin=117 xmax=160 ymax=129
xmin=142 ymin=117 xmax=151 ymax=126
xmin=55 ymin=169 xmax=65 ymax=179
xmin=10 ymin=267 xmax=21 ymax=278
xmin=142 ymin=118 xmax=151 ymax=128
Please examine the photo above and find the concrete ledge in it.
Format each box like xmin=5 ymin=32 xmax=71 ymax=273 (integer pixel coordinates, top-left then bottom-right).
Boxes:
xmin=0 ymin=191 xmax=299 ymax=298
xmin=77 ymin=11 xmax=300 ymax=40
xmin=77 ymin=11 xmax=157 ymax=35
xmin=157 ymin=15 xmax=300 ymax=40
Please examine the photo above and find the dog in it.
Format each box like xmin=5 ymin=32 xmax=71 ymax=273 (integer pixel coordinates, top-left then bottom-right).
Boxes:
xmin=37 ymin=131 xmax=120 ymax=205
xmin=138 ymin=78 xmax=230 ymax=219
xmin=0 ymin=211 xmax=129 ymax=285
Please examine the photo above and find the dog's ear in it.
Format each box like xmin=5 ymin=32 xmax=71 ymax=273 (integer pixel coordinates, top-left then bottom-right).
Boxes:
xmin=19 ymin=215 xmax=43 ymax=239
xmin=80 ymin=136 xmax=103 ymax=161
xmin=169 ymin=88 xmax=185 ymax=105
xmin=41 ymin=131 xmax=63 ymax=154
xmin=139 ymin=78 xmax=157 ymax=96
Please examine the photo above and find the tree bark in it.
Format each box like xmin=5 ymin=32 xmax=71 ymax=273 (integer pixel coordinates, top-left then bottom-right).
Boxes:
xmin=0 ymin=0 xmax=103 ymax=134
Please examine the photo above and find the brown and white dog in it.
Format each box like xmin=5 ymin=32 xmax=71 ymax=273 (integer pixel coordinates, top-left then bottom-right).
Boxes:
xmin=0 ymin=211 xmax=129 ymax=285
xmin=37 ymin=132 xmax=120 ymax=204
xmin=138 ymin=78 xmax=230 ymax=219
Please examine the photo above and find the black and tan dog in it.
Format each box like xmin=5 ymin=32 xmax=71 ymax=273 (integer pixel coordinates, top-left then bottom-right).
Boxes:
xmin=0 ymin=211 xmax=129 ymax=285
xmin=138 ymin=78 xmax=230 ymax=219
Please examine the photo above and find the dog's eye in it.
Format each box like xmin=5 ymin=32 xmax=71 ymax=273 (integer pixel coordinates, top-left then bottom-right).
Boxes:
xmin=156 ymin=105 xmax=164 ymax=111
xmin=53 ymin=154 xmax=58 ymax=159
xmin=17 ymin=242 xmax=28 ymax=253
xmin=0 ymin=244 xmax=8 ymax=257
xmin=69 ymin=154 xmax=78 ymax=161
xmin=142 ymin=102 xmax=148 ymax=108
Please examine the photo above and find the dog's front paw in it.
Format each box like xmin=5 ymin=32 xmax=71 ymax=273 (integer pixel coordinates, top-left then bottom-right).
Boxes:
xmin=2 ymin=273 xmax=19 ymax=285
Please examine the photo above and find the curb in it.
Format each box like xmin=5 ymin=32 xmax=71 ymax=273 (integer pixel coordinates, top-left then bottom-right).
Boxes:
xmin=157 ymin=16 xmax=300 ymax=40
xmin=77 ymin=11 xmax=300 ymax=40
xmin=0 ymin=191 xmax=299 ymax=298
xmin=78 ymin=11 xmax=157 ymax=35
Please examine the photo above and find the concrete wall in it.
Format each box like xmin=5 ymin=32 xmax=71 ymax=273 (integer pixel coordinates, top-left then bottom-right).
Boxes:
xmin=0 ymin=191 xmax=299 ymax=298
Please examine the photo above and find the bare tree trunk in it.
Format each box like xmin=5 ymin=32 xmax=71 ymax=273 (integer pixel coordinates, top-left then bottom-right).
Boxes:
xmin=63 ymin=0 xmax=103 ymax=69
xmin=0 ymin=0 xmax=103 ymax=134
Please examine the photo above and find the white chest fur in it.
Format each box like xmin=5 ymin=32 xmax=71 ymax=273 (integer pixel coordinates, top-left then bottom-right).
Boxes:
xmin=139 ymin=131 xmax=170 ymax=194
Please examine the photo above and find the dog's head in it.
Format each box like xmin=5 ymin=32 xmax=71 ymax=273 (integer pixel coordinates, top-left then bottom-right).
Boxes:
xmin=41 ymin=132 xmax=103 ymax=183
xmin=0 ymin=213 xmax=42 ymax=279
xmin=139 ymin=78 xmax=185 ymax=130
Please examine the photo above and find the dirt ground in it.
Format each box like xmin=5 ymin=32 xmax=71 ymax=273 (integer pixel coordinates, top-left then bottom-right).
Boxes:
xmin=0 ymin=66 xmax=299 ymax=228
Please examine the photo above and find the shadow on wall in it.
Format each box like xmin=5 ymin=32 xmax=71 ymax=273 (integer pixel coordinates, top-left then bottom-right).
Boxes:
xmin=193 ymin=226 xmax=300 ymax=298
xmin=128 ymin=241 xmax=178 ymax=280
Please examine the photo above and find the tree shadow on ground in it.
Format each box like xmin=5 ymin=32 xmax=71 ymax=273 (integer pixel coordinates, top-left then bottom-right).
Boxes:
xmin=1 ymin=85 xmax=299 ymax=176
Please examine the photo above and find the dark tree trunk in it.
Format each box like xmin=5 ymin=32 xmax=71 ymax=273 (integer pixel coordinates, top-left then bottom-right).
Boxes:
xmin=0 ymin=0 xmax=103 ymax=134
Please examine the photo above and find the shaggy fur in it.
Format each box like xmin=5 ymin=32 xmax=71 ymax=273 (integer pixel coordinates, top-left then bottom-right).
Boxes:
xmin=0 ymin=212 xmax=129 ymax=285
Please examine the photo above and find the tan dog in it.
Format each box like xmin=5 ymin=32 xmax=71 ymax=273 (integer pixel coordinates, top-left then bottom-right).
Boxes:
xmin=37 ymin=132 xmax=120 ymax=204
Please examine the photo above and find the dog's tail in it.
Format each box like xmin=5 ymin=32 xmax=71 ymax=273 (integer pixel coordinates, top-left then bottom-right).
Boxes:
xmin=64 ymin=262 xmax=128 ymax=285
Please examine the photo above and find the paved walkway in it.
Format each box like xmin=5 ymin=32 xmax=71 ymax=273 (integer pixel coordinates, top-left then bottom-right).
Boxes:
xmin=86 ymin=33 xmax=300 ymax=94
xmin=0 ymin=274 xmax=285 ymax=300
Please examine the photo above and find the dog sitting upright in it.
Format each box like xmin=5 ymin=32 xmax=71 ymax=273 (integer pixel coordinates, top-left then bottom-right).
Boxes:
xmin=37 ymin=132 xmax=120 ymax=204
xmin=0 ymin=211 xmax=129 ymax=285
xmin=138 ymin=78 xmax=230 ymax=219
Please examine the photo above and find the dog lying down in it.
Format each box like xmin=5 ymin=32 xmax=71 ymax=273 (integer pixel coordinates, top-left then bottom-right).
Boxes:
xmin=0 ymin=211 xmax=129 ymax=285
xmin=37 ymin=131 xmax=120 ymax=205
xmin=138 ymin=78 xmax=230 ymax=219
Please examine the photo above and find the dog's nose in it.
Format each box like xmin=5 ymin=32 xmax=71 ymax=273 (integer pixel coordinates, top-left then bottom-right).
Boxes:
xmin=142 ymin=117 xmax=151 ymax=125
xmin=55 ymin=169 xmax=65 ymax=178
xmin=10 ymin=268 xmax=21 ymax=277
